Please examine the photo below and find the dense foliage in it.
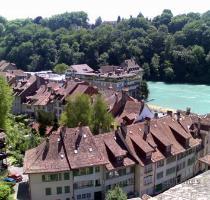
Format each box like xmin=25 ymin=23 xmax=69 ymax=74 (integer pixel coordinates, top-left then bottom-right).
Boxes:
xmin=6 ymin=115 xmax=41 ymax=166
xmin=0 ymin=76 xmax=13 ymax=130
xmin=105 ymin=186 xmax=127 ymax=200
xmin=0 ymin=10 xmax=210 ymax=83
xmin=138 ymin=80 xmax=149 ymax=100
xmin=53 ymin=63 xmax=68 ymax=74
xmin=0 ymin=182 xmax=11 ymax=200
xmin=61 ymin=94 xmax=114 ymax=134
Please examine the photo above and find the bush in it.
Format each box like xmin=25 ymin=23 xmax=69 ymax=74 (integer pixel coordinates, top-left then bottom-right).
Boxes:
xmin=10 ymin=151 xmax=23 ymax=167
xmin=105 ymin=186 xmax=127 ymax=200
xmin=0 ymin=183 xmax=11 ymax=200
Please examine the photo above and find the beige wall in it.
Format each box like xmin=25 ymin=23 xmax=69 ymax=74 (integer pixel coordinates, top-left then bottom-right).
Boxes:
xmin=29 ymin=171 xmax=73 ymax=200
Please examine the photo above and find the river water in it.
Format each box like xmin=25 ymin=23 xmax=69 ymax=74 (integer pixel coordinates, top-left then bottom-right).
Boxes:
xmin=148 ymin=81 xmax=210 ymax=115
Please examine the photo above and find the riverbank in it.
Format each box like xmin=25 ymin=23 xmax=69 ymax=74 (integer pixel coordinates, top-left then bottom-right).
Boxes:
xmin=148 ymin=104 xmax=175 ymax=113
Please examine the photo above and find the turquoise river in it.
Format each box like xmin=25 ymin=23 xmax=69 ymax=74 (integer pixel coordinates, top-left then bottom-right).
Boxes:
xmin=148 ymin=81 xmax=210 ymax=115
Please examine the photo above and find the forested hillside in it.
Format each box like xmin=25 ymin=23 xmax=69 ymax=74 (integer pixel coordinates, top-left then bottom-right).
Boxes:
xmin=0 ymin=10 xmax=210 ymax=83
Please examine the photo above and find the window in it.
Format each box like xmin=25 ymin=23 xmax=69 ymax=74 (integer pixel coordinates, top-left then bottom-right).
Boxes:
xmin=95 ymin=166 xmax=100 ymax=173
xmin=106 ymin=185 xmax=111 ymax=191
xmin=74 ymin=180 xmax=94 ymax=189
xmin=106 ymin=168 xmax=127 ymax=179
xmin=166 ymin=166 xmax=176 ymax=175
xmin=177 ymin=153 xmax=183 ymax=160
xmin=57 ymin=187 xmax=62 ymax=194
xmin=118 ymin=168 xmax=126 ymax=176
xmin=45 ymin=188 xmax=51 ymax=196
xmin=64 ymin=172 xmax=70 ymax=180
xmin=42 ymin=173 xmax=62 ymax=182
xmin=177 ymin=162 xmax=186 ymax=171
xmin=73 ymin=167 xmax=93 ymax=176
xmin=188 ymin=156 xmax=195 ymax=166
xmin=144 ymin=175 xmax=153 ymax=185
xmin=78 ymin=193 xmax=91 ymax=199
xmin=166 ymin=156 xmax=176 ymax=164
xmin=163 ymin=177 xmax=176 ymax=188
xmin=130 ymin=166 xmax=135 ymax=173
xmin=144 ymin=164 xmax=153 ymax=173
xmin=157 ymin=171 xmax=163 ymax=179
xmin=157 ymin=160 xmax=164 ymax=168
xmin=118 ymin=178 xmax=134 ymax=187
xmin=95 ymin=179 xmax=101 ymax=187
xmin=64 ymin=186 xmax=70 ymax=193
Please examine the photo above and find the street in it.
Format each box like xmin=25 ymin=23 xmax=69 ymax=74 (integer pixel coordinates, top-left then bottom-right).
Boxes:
xmin=8 ymin=166 xmax=29 ymax=200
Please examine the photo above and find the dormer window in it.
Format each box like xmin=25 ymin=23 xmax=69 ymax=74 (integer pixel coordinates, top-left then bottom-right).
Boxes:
xmin=116 ymin=156 xmax=123 ymax=165
xmin=146 ymin=152 xmax=152 ymax=160
xmin=185 ymin=138 xmax=190 ymax=147
xmin=166 ymin=145 xmax=171 ymax=154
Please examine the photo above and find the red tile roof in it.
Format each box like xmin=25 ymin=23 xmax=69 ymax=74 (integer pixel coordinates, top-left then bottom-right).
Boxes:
xmin=24 ymin=126 xmax=107 ymax=174
xmin=24 ymin=115 xmax=203 ymax=173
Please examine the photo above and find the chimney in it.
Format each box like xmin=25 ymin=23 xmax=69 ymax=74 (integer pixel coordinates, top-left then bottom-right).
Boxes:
xmin=120 ymin=119 xmax=127 ymax=137
xmin=45 ymin=137 xmax=50 ymax=150
xmin=78 ymin=122 xmax=83 ymax=138
xmin=167 ymin=110 xmax=173 ymax=117
xmin=197 ymin=117 xmax=201 ymax=134
xmin=186 ymin=107 xmax=191 ymax=115
xmin=75 ymin=122 xmax=83 ymax=150
xmin=154 ymin=112 xmax=158 ymax=119
xmin=121 ymin=87 xmax=129 ymax=106
xmin=177 ymin=111 xmax=181 ymax=122
xmin=143 ymin=118 xmax=150 ymax=140
xmin=60 ymin=126 xmax=66 ymax=139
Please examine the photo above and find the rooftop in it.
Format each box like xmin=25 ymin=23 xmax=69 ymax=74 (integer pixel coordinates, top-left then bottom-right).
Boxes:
xmin=24 ymin=114 xmax=206 ymax=173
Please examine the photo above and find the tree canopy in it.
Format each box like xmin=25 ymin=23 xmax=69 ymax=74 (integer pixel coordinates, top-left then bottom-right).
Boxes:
xmin=53 ymin=63 xmax=68 ymax=74
xmin=60 ymin=94 xmax=114 ymax=134
xmin=0 ymin=76 xmax=13 ymax=129
xmin=105 ymin=186 xmax=127 ymax=200
xmin=0 ymin=10 xmax=210 ymax=83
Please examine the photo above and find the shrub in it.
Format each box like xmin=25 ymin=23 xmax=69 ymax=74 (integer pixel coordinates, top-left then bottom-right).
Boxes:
xmin=0 ymin=183 xmax=11 ymax=200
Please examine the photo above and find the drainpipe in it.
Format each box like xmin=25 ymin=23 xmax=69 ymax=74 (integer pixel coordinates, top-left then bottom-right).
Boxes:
xmin=153 ymin=162 xmax=157 ymax=195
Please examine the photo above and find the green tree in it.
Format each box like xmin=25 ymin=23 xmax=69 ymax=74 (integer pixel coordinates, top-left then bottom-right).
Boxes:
xmin=138 ymin=80 xmax=149 ymax=100
xmin=61 ymin=94 xmax=92 ymax=127
xmin=61 ymin=94 xmax=114 ymax=134
xmin=142 ymin=62 xmax=150 ymax=79
xmin=92 ymin=95 xmax=114 ymax=134
xmin=151 ymin=53 xmax=160 ymax=80
xmin=6 ymin=114 xmax=41 ymax=166
xmin=37 ymin=110 xmax=56 ymax=136
xmin=0 ymin=183 xmax=11 ymax=200
xmin=53 ymin=63 xmax=68 ymax=74
xmin=95 ymin=17 xmax=102 ymax=27
xmin=105 ymin=186 xmax=127 ymax=200
xmin=98 ymin=52 xmax=109 ymax=66
xmin=0 ymin=76 xmax=13 ymax=130
xmin=163 ymin=60 xmax=175 ymax=81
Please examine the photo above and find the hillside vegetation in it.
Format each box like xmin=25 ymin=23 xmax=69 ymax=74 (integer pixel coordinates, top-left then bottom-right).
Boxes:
xmin=0 ymin=10 xmax=210 ymax=83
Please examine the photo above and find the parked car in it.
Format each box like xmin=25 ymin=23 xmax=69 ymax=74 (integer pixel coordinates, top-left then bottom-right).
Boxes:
xmin=8 ymin=173 xmax=23 ymax=182
xmin=2 ymin=177 xmax=16 ymax=185
xmin=0 ymin=152 xmax=7 ymax=159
